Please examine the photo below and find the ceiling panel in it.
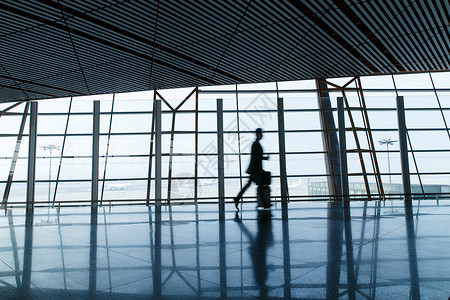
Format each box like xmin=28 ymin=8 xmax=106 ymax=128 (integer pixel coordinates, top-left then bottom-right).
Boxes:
xmin=0 ymin=0 xmax=448 ymax=102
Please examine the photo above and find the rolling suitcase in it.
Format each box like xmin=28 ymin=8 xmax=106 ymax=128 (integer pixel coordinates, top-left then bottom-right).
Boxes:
xmin=257 ymin=185 xmax=271 ymax=208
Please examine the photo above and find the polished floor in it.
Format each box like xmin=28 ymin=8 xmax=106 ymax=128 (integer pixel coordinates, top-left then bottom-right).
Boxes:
xmin=0 ymin=200 xmax=449 ymax=299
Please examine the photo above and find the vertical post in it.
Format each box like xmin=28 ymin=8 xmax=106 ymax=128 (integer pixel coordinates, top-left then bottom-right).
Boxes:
xmin=92 ymin=101 xmax=100 ymax=211
xmin=153 ymin=215 xmax=162 ymax=298
xmin=23 ymin=101 xmax=37 ymax=299
xmin=155 ymin=99 xmax=162 ymax=210
xmin=153 ymin=99 xmax=162 ymax=297
xmin=89 ymin=100 xmax=99 ymax=297
xmin=195 ymin=88 xmax=199 ymax=203
xmin=396 ymin=96 xmax=411 ymax=203
xmin=337 ymin=97 xmax=349 ymax=200
xmin=217 ymin=98 xmax=225 ymax=220
xmin=26 ymin=101 xmax=38 ymax=211
xmin=219 ymin=219 xmax=227 ymax=298
xmin=277 ymin=98 xmax=289 ymax=217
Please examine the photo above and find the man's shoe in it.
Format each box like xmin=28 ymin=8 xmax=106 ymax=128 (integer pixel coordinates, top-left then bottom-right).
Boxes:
xmin=234 ymin=197 xmax=239 ymax=211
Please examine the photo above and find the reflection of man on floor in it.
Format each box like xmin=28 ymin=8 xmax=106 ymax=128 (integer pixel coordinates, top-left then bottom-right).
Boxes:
xmin=234 ymin=128 xmax=269 ymax=210
xmin=234 ymin=210 xmax=273 ymax=297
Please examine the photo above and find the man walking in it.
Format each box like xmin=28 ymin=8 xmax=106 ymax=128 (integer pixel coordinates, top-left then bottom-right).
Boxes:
xmin=234 ymin=128 xmax=268 ymax=210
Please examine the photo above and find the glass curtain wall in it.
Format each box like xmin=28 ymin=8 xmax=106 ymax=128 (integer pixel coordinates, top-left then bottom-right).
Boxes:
xmin=0 ymin=72 xmax=449 ymax=206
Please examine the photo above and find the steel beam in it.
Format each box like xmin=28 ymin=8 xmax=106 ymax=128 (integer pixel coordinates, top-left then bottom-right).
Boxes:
xmin=217 ymin=98 xmax=225 ymax=220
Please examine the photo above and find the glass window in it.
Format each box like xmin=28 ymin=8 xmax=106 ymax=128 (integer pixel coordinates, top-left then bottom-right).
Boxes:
xmin=393 ymin=73 xmax=433 ymax=89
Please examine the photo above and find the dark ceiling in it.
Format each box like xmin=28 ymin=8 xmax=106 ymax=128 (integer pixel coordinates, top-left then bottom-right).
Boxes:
xmin=1 ymin=0 xmax=449 ymax=102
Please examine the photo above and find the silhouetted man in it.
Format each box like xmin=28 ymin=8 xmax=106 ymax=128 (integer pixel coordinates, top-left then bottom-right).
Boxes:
xmin=234 ymin=128 xmax=268 ymax=210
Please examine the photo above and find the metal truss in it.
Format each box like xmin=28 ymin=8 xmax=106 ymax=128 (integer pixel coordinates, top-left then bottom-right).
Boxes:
xmin=318 ymin=76 xmax=384 ymax=200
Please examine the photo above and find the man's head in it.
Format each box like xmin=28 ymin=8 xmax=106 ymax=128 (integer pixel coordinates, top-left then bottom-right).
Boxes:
xmin=256 ymin=128 xmax=263 ymax=140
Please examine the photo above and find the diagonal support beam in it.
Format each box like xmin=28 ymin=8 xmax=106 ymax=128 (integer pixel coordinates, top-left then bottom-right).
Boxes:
xmin=2 ymin=102 xmax=29 ymax=208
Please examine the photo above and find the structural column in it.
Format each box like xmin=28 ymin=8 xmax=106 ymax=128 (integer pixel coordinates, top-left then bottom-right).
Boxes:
xmin=155 ymin=99 xmax=162 ymax=211
xmin=26 ymin=101 xmax=38 ymax=211
xmin=217 ymin=98 xmax=225 ymax=220
xmin=89 ymin=100 xmax=100 ymax=297
xmin=91 ymin=100 xmax=100 ymax=211
xmin=23 ymin=101 xmax=38 ymax=298
xmin=277 ymin=98 xmax=288 ymax=217
xmin=153 ymin=99 xmax=162 ymax=296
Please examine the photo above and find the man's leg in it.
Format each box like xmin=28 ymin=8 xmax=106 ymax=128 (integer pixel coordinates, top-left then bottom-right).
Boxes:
xmin=234 ymin=177 xmax=253 ymax=209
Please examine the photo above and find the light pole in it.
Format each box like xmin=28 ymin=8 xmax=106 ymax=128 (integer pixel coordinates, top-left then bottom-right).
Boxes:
xmin=378 ymin=138 xmax=397 ymax=184
xmin=40 ymin=144 xmax=61 ymax=205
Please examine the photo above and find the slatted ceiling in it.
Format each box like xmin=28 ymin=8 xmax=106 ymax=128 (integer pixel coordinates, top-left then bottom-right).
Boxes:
xmin=158 ymin=8 xmax=239 ymax=52
xmin=427 ymin=1 xmax=450 ymax=66
xmin=417 ymin=3 xmax=450 ymax=70
xmin=409 ymin=2 xmax=441 ymax=63
xmin=356 ymin=4 xmax=409 ymax=72
xmin=2 ymin=45 xmax=78 ymax=83
xmin=179 ymin=39 xmax=228 ymax=70
xmin=18 ymin=83 xmax=64 ymax=98
xmin=150 ymin=51 xmax=215 ymax=82
xmin=35 ymin=71 xmax=89 ymax=94
xmin=63 ymin=0 xmax=124 ymax=13
xmin=400 ymin=2 xmax=442 ymax=70
xmin=1 ymin=1 xmax=449 ymax=102
xmin=399 ymin=4 xmax=435 ymax=70
xmin=326 ymin=7 xmax=393 ymax=73
xmin=7 ymin=0 xmax=60 ymax=21
xmin=355 ymin=3 xmax=406 ymax=72
xmin=156 ymin=3 xmax=228 ymax=48
xmin=149 ymin=59 xmax=210 ymax=88
xmin=61 ymin=10 xmax=154 ymax=55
